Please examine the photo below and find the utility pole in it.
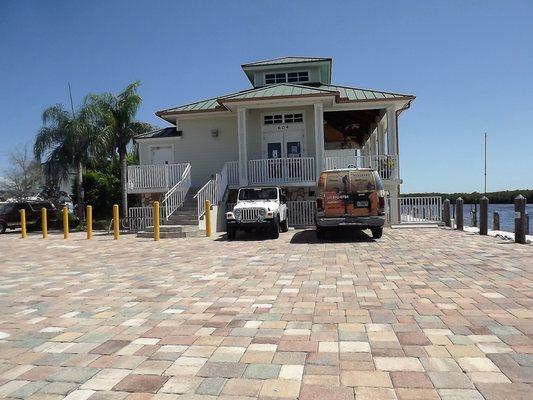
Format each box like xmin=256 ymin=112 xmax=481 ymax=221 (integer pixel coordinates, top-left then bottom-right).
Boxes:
xmin=484 ymin=132 xmax=487 ymax=194
xmin=68 ymin=83 xmax=75 ymax=117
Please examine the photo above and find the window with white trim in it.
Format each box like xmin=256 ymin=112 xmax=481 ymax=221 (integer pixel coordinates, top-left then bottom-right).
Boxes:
xmin=264 ymin=113 xmax=303 ymax=125
xmin=287 ymin=71 xmax=309 ymax=83
xmin=265 ymin=71 xmax=309 ymax=84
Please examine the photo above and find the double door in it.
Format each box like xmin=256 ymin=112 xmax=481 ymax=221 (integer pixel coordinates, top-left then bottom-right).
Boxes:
xmin=263 ymin=129 xmax=304 ymax=159
xmin=262 ymin=129 xmax=305 ymax=181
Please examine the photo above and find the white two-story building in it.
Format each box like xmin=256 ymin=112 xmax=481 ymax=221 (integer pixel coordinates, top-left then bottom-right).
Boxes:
xmin=127 ymin=56 xmax=426 ymax=230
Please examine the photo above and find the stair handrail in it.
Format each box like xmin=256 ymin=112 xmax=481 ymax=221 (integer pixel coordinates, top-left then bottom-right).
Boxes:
xmin=162 ymin=163 xmax=191 ymax=220
xmin=194 ymin=179 xmax=216 ymax=219
xmin=194 ymin=164 xmax=229 ymax=219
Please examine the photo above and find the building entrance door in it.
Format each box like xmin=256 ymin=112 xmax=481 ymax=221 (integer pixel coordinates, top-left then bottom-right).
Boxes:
xmin=150 ymin=145 xmax=173 ymax=164
xmin=262 ymin=129 xmax=305 ymax=181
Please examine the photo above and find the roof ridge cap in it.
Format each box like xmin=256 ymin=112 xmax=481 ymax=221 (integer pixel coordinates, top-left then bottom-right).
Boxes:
xmin=323 ymin=83 xmax=414 ymax=97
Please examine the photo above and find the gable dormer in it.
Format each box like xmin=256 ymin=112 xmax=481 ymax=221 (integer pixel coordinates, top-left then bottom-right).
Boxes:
xmin=241 ymin=56 xmax=332 ymax=88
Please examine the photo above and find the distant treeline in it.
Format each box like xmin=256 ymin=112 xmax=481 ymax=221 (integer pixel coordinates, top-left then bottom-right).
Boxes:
xmin=402 ymin=190 xmax=533 ymax=204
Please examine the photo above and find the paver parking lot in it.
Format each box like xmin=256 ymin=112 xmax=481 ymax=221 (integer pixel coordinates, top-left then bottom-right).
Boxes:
xmin=0 ymin=228 xmax=532 ymax=399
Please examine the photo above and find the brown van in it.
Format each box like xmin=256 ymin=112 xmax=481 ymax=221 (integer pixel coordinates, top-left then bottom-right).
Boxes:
xmin=315 ymin=168 xmax=386 ymax=239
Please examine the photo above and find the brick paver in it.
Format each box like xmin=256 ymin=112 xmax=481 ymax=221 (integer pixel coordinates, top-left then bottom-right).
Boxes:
xmin=0 ymin=228 xmax=532 ymax=399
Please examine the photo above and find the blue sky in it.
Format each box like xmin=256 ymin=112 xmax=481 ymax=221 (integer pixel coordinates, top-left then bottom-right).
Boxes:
xmin=1 ymin=0 xmax=532 ymax=193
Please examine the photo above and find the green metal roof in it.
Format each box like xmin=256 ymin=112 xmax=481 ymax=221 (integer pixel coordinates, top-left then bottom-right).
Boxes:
xmin=242 ymin=56 xmax=331 ymax=67
xmin=155 ymin=89 xmax=253 ymax=115
xmin=220 ymin=84 xmax=336 ymax=102
xmin=319 ymin=84 xmax=414 ymax=101
xmin=156 ymin=84 xmax=414 ymax=117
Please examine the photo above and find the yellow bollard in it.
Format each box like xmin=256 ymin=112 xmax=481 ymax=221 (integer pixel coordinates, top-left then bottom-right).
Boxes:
xmin=205 ymin=200 xmax=212 ymax=237
xmin=63 ymin=206 xmax=69 ymax=239
xmin=41 ymin=208 xmax=47 ymax=239
xmin=20 ymin=209 xmax=27 ymax=239
xmin=86 ymin=205 xmax=93 ymax=240
xmin=153 ymin=201 xmax=160 ymax=241
xmin=113 ymin=204 xmax=120 ymax=240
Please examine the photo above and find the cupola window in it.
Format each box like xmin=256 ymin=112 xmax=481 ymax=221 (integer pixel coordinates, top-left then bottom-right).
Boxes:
xmin=265 ymin=71 xmax=309 ymax=84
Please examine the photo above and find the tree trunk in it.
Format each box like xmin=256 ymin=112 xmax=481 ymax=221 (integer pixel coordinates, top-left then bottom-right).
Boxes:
xmin=76 ymin=160 xmax=85 ymax=220
xmin=119 ymin=147 xmax=128 ymax=218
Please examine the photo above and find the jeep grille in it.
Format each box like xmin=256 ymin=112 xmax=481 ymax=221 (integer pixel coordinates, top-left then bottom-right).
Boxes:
xmin=241 ymin=208 xmax=263 ymax=222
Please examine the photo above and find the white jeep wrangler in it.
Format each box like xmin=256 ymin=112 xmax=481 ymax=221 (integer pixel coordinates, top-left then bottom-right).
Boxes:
xmin=225 ymin=187 xmax=288 ymax=240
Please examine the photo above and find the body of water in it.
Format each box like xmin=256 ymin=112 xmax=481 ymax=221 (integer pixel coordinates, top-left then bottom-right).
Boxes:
xmin=458 ymin=204 xmax=533 ymax=234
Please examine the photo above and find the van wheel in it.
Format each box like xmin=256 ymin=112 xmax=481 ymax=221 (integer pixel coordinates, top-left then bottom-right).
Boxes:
xmin=371 ymin=227 xmax=383 ymax=239
xmin=316 ymin=226 xmax=326 ymax=240
xmin=280 ymin=218 xmax=288 ymax=233
xmin=271 ymin=218 xmax=280 ymax=239
xmin=0 ymin=222 xmax=6 ymax=234
xmin=227 ymin=228 xmax=236 ymax=240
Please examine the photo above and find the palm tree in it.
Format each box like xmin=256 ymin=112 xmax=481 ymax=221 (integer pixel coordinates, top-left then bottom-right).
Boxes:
xmin=86 ymin=82 xmax=152 ymax=217
xmin=34 ymin=104 xmax=99 ymax=218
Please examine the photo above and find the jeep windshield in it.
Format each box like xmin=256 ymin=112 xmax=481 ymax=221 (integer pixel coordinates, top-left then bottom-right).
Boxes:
xmin=238 ymin=188 xmax=278 ymax=201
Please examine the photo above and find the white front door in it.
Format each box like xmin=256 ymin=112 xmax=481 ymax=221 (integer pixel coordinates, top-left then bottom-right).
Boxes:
xmin=150 ymin=145 xmax=173 ymax=164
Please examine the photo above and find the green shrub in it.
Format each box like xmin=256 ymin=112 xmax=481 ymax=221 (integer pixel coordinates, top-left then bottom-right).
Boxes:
xmin=82 ymin=170 xmax=121 ymax=219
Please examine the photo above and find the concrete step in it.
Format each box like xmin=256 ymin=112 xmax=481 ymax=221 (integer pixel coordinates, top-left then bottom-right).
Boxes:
xmin=137 ymin=224 xmax=205 ymax=239
xmin=166 ymin=217 xmax=198 ymax=224
xmin=145 ymin=225 xmax=199 ymax=233
xmin=137 ymin=230 xmax=205 ymax=239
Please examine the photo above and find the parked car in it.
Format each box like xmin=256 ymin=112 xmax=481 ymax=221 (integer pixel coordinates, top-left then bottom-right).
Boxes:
xmin=0 ymin=201 xmax=58 ymax=233
xmin=226 ymin=187 xmax=289 ymax=240
xmin=315 ymin=168 xmax=386 ymax=239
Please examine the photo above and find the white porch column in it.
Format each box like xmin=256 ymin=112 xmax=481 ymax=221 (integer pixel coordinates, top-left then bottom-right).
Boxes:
xmin=314 ymin=103 xmax=325 ymax=179
xmin=377 ymin=116 xmax=386 ymax=155
xmin=237 ymin=108 xmax=248 ymax=186
xmin=386 ymin=107 xmax=398 ymax=155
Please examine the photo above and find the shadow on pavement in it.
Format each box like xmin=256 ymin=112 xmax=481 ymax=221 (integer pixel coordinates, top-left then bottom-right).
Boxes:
xmin=290 ymin=228 xmax=376 ymax=244
xmin=215 ymin=230 xmax=274 ymax=242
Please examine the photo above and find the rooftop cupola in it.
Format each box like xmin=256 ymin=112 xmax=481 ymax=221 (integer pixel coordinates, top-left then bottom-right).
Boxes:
xmin=241 ymin=56 xmax=332 ymax=88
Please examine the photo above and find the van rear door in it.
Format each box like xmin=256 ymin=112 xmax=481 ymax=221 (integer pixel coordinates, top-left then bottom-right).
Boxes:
xmin=321 ymin=170 xmax=378 ymax=218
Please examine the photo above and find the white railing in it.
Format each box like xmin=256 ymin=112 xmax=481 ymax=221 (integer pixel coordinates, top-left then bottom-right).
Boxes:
xmin=162 ymin=163 xmax=191 ymax=219
xmin=127 ymin=206 xmax=167 ymax=231
xmin=127 ymin=163 xmax=189 ymax=192
xmin=325 ymin=155 xmax=399 ymax=180
xmin=248 ymin=157 xmax=316 ymax=185
xmin=288 ymin=201 xmax=316 ymax=227
xmin=386 ymin=196 xmax=442 ymax=224
xmin=195 ymin=162 xmax=237 ymax=219
xmin=195 ymin=179 xmax=217 ymax=219
xmin=226 ymin=161 xmax=239 ymax=187
xmin=218 ymin=165 xmax=229 ymax=201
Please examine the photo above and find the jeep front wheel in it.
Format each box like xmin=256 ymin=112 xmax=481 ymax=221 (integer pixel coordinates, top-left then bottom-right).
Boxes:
xmin=0 ymin=222 xmax=6 ymax=234
xmin=271 ymin=218 xmax=280 ymax=239
xmin=280 ymin=218 xmax=288 ymax=233
xmin=227 ymin=228 xmax=236 ymax=240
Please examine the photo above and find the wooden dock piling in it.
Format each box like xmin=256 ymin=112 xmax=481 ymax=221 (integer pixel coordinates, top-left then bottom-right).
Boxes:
xmin=515 ymin=195 xmax=526 ymax=244
xmin=479 ymin=197 xmax=488 ymax=235
xmin=493 ymin=211 xmax=500 ymax=231
xmin=456 ymin=198 xmax=464 ymax=230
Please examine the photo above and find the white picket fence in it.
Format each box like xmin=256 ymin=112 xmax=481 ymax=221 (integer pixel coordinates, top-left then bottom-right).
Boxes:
xmin=226 ymin=161 xmax=239 ymax=187
xmin=127 ymin=206 xmax=167 ymax=231
xmin=248 ymin=157 xmax=316 ymax=185
xmin=287 ymin=201 xmax=316 ymax=227
xmin=127 ymin=163 xmax=188 ymax=192
xmin=387 ymin=196 xmax=442 ymax=224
